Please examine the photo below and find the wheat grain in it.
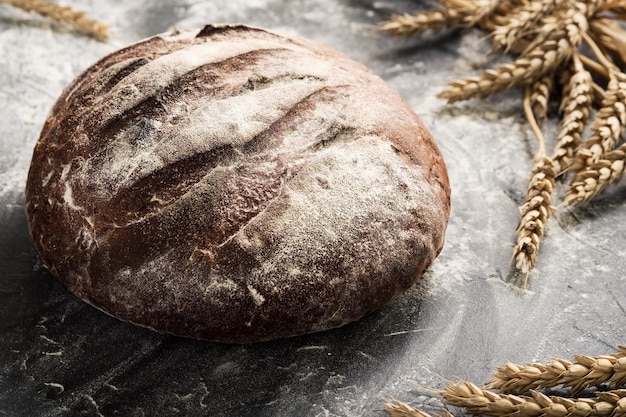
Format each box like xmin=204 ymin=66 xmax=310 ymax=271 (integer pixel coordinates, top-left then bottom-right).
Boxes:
xmin=590 ymin=18 xmax=626 ymax=68
xmin=439 ymin=0 xmax=501 ymax=26
xmin=569 ymin=70 xmax=626 ymax=172
xmin=586 ymin=0 xmax=614 ymax=17
xmin=475 ymin=1 xmax=516 ymax=32
xmin=441 ymin=380 xmax=626 ymax=417
xmin=441 ymin=380 xmax=529 ymax=416
xmin=564 ymin=142 xmax=626 ymax=205
xmin=566 ymin=30 xmax=626 ymax=174
xmin=383 ymin=400 xmax=428 ymax=417
xmin=383 ymin=400 xmax=448 ymax=417
xmin=512 ymin=156 xmax=556 ymax=278
xmin=529 ymin=73 xmax=554 ymax=121
xmin=487 ymin=346 xmax=626 ymax=395
xmin=552 ymin=55 xmax=594 ymax=175
xmin=437 ymin=38 xmax=571 ymax=103
xmin=377 ymin=0 xmax=502 ymax=38
xmin=525 ymin=4 xmax=588 ymax=52
xmin=377 ymin=9 xmax=463 ymax=38
xmin=491 ymin=0 xmax=565 ymax=51
xmin=1 ymin=0 xmax=109 ymax=40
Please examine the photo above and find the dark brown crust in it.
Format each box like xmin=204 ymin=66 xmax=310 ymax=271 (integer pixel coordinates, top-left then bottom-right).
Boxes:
xmin=25 ymin=24 xmax=450 ymax=343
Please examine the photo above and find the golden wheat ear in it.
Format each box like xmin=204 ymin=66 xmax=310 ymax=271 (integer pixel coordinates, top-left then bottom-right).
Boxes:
xmin=441 ymin=379 xmax=626 ymax=417
xmin=382 ymin=399 xmax=441 ymax=417
xmin=376 ymin=9 xmax=464 ymax=38
xmin=1 ymin=0 xmax=110 ymax=40
xmin=511 ymin=81 xmax=557 ymax=286
xmin=552 ymin=54 xmax=594 ymax=176
xmin=487 ymin=347 xmax=626 ymax=395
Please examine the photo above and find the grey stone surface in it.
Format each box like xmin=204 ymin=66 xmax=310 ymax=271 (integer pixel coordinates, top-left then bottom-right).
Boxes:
xmin=1 ymin=1 xmax=625 ymax=416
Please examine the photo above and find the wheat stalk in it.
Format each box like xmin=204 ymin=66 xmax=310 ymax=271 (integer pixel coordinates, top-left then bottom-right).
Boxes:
xmin=1 ymin=0 xmax=109 ymax=40
xmin=486 ymin=346 xmax=626 ymax=395
xmin=512 ymin=86 xmax=556 ymax=283
xmin=441 ymin=380 xmax=626 ymax=417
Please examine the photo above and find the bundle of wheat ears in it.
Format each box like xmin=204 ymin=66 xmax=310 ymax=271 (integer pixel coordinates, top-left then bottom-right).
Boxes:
xmin=383 ymin=345 xmax=626 ymax=417
xmin=379 ymin=0 xmax=626 ymax=286
xmin=1 ymin=0 xmax=109 ymax=40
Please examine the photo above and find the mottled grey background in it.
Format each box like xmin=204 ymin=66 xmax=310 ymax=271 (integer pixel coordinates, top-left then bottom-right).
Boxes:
xmin=1 ymin=1 xmax=625 ymax=416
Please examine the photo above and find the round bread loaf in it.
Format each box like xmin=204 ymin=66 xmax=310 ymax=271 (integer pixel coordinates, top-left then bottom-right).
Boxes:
xmin=25 ymin=24 xmax=450 ymax=343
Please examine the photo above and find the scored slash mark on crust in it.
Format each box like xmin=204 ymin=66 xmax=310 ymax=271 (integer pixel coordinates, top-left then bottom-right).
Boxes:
xmin=102 ymin=83 xmax=352 ymax=227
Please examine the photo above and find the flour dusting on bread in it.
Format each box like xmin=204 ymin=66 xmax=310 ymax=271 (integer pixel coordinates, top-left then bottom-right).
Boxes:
xmin=25 ymin=25 xmax=450 ymax=343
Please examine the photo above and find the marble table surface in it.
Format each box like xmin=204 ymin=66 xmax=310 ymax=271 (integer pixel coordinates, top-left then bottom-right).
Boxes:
xmin=1 ymin=1 xmax=626 ymax=416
